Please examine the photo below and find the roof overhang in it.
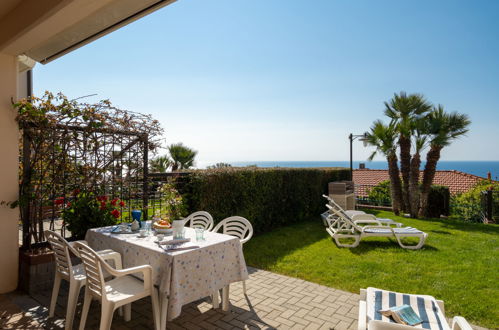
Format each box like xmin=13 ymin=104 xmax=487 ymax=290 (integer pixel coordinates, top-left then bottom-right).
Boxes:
xmin=0 ymin=0 xmax=176 ymax=64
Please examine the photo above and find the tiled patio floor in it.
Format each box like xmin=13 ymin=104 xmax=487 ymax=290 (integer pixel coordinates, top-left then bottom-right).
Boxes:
xmin=3 ymin=267 xmax=359 ymax=330
xmin=1 ymin=267 xmax=487 ymax=330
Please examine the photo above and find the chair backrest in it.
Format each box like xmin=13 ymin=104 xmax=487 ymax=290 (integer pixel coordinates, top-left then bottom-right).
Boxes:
xmin=325 ymin=204 xmax=362 ymax=232
xmin=323 ymin=194 xmax=347 ymax=213
xmin=74 ymin=242 xmax=106 ymax=299
xmin=184 ymin=211 xmax=214 ymax=231
xmin=213 ymin=216 xmax=253 ymax=244
xmin=44 ymin=230 xmax=76 ymax=277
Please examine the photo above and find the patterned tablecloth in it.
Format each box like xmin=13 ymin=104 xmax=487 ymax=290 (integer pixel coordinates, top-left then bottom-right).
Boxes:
xmin=85 ymin=225 xmax=248 ymax=321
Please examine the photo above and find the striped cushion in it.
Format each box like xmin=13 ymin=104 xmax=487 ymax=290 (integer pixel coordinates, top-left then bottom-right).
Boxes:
xmin=364 ymin=227 xmax=423 ymax=235
xmin=366 ymin=287 xmax=449 ymax=330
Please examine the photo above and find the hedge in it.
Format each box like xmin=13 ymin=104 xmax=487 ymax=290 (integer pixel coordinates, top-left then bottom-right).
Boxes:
xmin=178 ymin=167 xmax=350 ymax=235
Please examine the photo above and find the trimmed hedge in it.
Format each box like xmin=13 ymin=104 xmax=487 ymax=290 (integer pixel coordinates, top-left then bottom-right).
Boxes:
xmin=179 ymin=167 xmax=350 ymax=235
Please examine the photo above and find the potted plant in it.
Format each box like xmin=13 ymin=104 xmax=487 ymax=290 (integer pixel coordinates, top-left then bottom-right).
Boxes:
xmin=62 ymin=191 xmax=124 ymax=239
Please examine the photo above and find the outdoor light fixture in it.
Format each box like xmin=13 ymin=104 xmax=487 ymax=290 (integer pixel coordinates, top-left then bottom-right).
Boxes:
xmin=349 ymin=132 xmax=368 ymax=180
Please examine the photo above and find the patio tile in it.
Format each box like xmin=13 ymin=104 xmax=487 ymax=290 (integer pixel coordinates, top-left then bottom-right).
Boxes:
xmin=0 ymin=266 xmax=490 ymax=329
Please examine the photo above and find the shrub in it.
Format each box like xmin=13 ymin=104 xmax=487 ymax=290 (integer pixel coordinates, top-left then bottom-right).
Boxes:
xmin=179 ymin=167 xmax=350 ymax=234
xmin=156 ymin=183 xmax=187 ymax=220
xmin=452 ymin=180 xmax=499 ymax=222
xmin=62 ymin=191 xmax=123 ymax=239
xmin=365 ymin=181 xmax=450 ymax=216
xmin=367 ymin=180 xmax=391 ymax=206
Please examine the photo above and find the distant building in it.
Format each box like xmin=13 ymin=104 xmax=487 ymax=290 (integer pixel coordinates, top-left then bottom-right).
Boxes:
xmin=353 ymin=169 xmax=488 ymax=197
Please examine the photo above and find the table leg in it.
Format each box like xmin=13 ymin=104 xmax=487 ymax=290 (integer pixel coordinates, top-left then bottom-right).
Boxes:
xmin=212 ymin=291 xmax=220 ymax=309
xmin=222 ymin=285 xmax=230 ymax=311
xmin=159 ymin=292 xmax=168 ymax=330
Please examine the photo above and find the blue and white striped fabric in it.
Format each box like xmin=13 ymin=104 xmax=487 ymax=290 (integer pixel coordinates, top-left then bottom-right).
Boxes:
xmin=366 ymin=287 xmax=449 ymax=330
xmin=363 ymin=227 xmax=423 ymax=235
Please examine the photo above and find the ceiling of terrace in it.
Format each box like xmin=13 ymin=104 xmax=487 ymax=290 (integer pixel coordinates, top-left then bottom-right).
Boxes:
xmin=0 ymin=0 xmax=176 ymax=64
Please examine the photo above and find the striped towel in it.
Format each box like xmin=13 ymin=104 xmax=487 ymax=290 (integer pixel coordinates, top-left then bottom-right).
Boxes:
xmin=364 ymin=227 xmax=423 ymax=235
xmin=366 ymin=287 xmax=449 ymax=330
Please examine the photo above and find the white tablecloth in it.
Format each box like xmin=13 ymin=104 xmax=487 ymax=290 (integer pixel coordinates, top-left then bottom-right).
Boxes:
xmin=85 ymin=225 xmax=248 ymax=321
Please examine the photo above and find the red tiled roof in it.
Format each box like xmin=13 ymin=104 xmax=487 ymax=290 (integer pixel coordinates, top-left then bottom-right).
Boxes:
xmin=353 ymin=169 xmax=486 ymax=196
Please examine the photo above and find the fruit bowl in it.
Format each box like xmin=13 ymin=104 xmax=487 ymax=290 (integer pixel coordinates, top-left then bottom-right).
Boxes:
xmin=153 ymin=220 xmax=172 ymax=234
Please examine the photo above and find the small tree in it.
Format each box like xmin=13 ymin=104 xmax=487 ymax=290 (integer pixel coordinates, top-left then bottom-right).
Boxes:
xmin=168 ymin=143 xmax=197 ymax=171
xmin=365 ymin=121 xmax=403 ymax=215
xmin=419 ymin=106 xmax=471 ymax=217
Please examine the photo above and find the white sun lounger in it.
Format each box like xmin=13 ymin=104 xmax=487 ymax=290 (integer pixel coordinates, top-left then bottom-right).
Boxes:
xmin=322 ymin=195 xmax=402 ymax=228
xmin=358 ymin=287 xmax=472 ymax=330
xmin=325 ymin=205 xmax=427 ymax=250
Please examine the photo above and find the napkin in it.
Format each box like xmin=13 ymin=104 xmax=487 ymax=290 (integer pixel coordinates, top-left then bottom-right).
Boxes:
xmin=158 ymin=238 xmax=190 ymax=245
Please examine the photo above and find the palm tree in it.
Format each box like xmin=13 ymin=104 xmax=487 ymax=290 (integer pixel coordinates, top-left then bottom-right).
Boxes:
xmin=365 ymin=121 xmax=403 ymax=215
xmin=408 ymin=123 xmax=427 ymax=217
xmin=419 ymin=106 xmax=471 ymax=217
xmin=384 ymin=92 xmax=432 ymax=213
xmin=168 ymin=143 xmax=197 ymax=171
xmin=149 ymin=155 xmax=170 ymax=173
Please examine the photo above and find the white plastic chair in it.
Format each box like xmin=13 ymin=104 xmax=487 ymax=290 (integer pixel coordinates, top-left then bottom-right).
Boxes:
xmin=44 ymin=230 xmax=122 ymax=330
xmin=184 ymin=211 xmax=214 ymax=231
xmin=213 ymin=216 xmax=253 ymax=293
xmin=74 ymin=241 xmax=160 ymax=330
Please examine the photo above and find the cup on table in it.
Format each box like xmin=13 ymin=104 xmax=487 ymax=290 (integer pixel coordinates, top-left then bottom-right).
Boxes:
xmin=156 ymin=234 xmax=164 ymax=242
xmin=139 ymin=229 xmax=147 ymax=237
xmin=195 ymin=227 xmax=205 ymax=241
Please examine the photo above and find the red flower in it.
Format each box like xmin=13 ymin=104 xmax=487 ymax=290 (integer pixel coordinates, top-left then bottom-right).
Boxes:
xmin=119 ymin=201 xmax=125 ymax=207
xmin=54 ymin=197 xmax=65 ymax=205
xmin=66 ymin=202 xmax=71 ymax=207
xmin=72 ymin=188 xmax=81 ymax=196
xmin=111 ymin=209 xmax=120 ymax=219
xmin=97 ymin=196 xmax=108 ymax=202
xmin=100 ymin=201 xmax=106 ymax=210
xmin=110 ymin=198 xmax=118 ymax=206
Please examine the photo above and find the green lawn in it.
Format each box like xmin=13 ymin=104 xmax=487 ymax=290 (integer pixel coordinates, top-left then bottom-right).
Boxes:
xmin=243 ymin=211 xmax=499 ymax=329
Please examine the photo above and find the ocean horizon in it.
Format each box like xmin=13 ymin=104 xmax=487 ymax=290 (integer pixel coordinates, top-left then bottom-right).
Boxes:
xmin=199 ymin=161 xmax=499 ymax=179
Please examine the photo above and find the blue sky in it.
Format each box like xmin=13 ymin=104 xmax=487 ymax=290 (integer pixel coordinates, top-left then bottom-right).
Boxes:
xmin=33 ymin=0 xmax=499 ymax=167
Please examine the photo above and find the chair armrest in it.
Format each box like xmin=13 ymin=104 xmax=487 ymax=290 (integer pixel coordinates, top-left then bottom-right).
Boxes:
xmin=352 ymin=214 xmax=377 ymax=221
xmin=358 ymin=301 xmax=367 ymax=330
xmin=368 ymin=320 xmax=414 ymax=330
xmin=452 ymin=316 xmax=472 ymax=330
xmin=110 ymin=264 xmax=152 ymax=277
xmin=363 ymin=225 xmax=395 ymax=232
xmin=354 ymin=220 xmax=383 ymax=226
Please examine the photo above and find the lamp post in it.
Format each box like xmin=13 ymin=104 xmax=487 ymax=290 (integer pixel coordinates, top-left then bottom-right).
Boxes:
xmin=349 ymin=133 xmax=368 ymax=180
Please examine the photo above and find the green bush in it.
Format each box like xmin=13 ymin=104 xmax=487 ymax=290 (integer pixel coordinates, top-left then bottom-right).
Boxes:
xmin=367 ymin=180 xmax=391 ymax=206
xmin=63 ymin=191 xmax=122 ymax=239
xmin=365 ymin=181 xmax=450 ymax=216
xmin=178 ymin=167 xmax=350 ymax=234
xmin=452 ymin=180 xmax=499 ymax=222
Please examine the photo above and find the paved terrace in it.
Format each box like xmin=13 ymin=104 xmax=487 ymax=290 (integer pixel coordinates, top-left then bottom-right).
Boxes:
xmin=0 ymin=267 xmax=487 ymax=330
xmin=2 ymin=267 xmax=359 ymax=330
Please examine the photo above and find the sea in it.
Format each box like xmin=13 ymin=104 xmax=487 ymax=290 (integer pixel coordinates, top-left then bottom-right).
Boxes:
xmin=222 ymin=161 xmax=499 ymax=180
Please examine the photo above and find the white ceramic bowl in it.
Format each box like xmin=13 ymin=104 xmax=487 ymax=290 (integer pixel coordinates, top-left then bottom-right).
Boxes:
xmin=155 ymin=228 xmax=173 ymax=235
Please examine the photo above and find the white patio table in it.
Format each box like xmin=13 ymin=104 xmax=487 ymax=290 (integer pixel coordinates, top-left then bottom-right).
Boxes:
xmin=85 ymin=224 xmax=249 ymax=329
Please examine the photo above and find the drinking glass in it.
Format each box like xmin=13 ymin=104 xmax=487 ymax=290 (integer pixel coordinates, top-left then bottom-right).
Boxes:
xmin=195 ymin=227 xmax=205 ymax=241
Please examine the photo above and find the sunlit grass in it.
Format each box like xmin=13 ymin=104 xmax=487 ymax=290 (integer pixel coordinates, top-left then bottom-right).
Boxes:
xmin=244 ymin=211 xmax=499 ymax=328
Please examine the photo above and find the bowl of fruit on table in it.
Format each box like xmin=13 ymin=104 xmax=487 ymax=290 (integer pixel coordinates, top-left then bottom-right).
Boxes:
xmin=153 ymin=220 xmax=173 ymax=234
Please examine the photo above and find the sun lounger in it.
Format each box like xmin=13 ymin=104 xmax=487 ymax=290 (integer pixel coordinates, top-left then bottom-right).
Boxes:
xmin=358 ymin=287 xmax=472 ymax=330
xmin=322 ymin=195 xmax=402 ymax=227
xmin=325 ymin=205 xmax=427 ymax=250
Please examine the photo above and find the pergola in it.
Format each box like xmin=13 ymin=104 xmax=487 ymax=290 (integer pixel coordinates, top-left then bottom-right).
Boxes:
xmin=0 ymin=0 xmax=177 ymax=293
